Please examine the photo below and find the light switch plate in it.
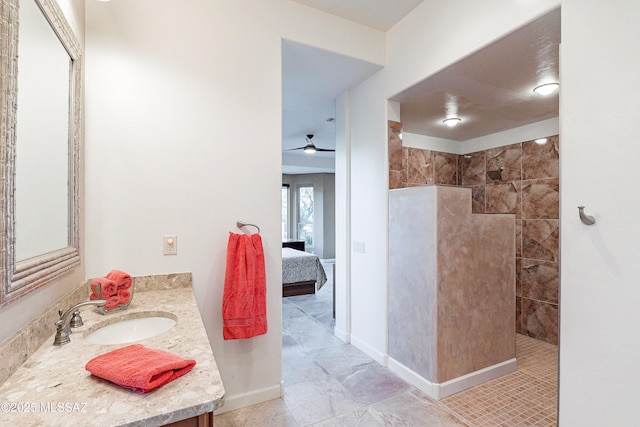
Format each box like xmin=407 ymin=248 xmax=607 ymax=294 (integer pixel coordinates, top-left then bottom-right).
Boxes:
xmin=353 ymin=241 xmax=365 ymax=253
xmin=163 ymin=235 xmax=177 ymax=255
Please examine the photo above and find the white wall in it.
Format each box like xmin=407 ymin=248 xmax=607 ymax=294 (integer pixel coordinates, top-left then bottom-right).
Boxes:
xmin=0 ymin=0 xmax=85 ymax=344
xmin=402 ymin=117 xmax=560 ymax=154
xmin=84 ymin=0 xmax=383 ymax=412
xmin=347 ymin=0 xmax=560 ymax=364
xmin=334 ymin=90 xmax=351 ymax=343
xmin=559 ymin=1 xmax=640 ymax=424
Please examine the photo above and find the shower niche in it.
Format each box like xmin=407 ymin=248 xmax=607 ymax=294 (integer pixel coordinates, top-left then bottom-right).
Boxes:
xmin=388 ymin=185 xmax=516 ymax=399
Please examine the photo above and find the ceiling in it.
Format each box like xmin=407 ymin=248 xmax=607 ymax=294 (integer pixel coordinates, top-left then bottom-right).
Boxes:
xmin=281 ymin=41 xmax=381 ymax=174
xmin=290 ymin=0 xmax=425 ymax=31
xmin=282 ymin=3 xmax=560 ymax=174
xmin=392 ymin=9 xmax=560 ymax=141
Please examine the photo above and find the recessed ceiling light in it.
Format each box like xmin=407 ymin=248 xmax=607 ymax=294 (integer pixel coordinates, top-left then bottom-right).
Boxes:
xmin=535 ymin=138 xmax=548 ymax=145
xmin=533 ymin=83 xmax=559 ymax=96
xmin=443 ymin=117 xmax=461 ymax=127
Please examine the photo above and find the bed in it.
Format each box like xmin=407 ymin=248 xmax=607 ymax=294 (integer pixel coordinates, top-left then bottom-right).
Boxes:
xmin=282 ymin=247 xmax=327 ymax=297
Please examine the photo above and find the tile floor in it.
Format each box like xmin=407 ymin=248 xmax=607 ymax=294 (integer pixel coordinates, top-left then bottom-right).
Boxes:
xmin=215 ymin=261 xmax=558 ymax=426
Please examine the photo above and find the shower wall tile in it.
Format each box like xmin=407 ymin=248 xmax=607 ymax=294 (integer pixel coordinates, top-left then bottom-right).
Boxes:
xmin=522 ymin=220 xmax=559 ymax=262
xmin=486 ymin=143 xmax=522 ymax=183
xmin=460 ymin=152 xmax=486 ymax=186
xmin=516 ymin=220 xmax=523 ymax=258
xmin=522 ymin=178 xmax=559 ymax=219
xmin=516 ymin=258 xmax=522 ymax=297
xmin=516 ymin=297 xmax=523 ymax=334
xmin=522 ymin=135 xmax=559 ymax=180
xmin=408 ymin=148 xmax=434 ymax=185
xmin=485 ymin=182 xmax=521 ymax=218
xmin=471 ymin=185 xmax=486 ymax=213
xmin=388 ymin=121 xmax=404 ymax=172
xmin=402 ymin=148 xmax=408 ymax=176
xmin=434 ymin=152 xmax=458 ymax=185
xmin=387 ymin=123 xmax=559 ymax=346
xmin=521 ymin=259 xmax=559 ymax=304
xmin=389 ymin=170 xmax=406 ymax=190
xmin=521 ymin=299 xmax=558 ymax=344
xmin=388 ymin=121 xmax=407 ymax=190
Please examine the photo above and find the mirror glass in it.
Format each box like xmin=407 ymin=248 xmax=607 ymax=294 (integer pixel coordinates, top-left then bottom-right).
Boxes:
xmin=15 ymin=0 xmax=71 ymax=260
xmin=1 ymin=0 xmax=82 ymax=303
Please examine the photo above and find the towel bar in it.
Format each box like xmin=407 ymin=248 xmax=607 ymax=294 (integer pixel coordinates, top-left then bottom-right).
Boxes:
xmin=236 ymin=221 xmax=260 ymax=234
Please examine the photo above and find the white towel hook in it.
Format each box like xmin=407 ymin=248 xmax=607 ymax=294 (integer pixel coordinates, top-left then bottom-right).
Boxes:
xmin=578 ymin=206 xmax=596 ymax=225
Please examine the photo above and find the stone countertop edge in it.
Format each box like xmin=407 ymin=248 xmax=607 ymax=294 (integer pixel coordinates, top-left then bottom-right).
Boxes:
xmin=0 ymin=286 xmax=226 ymax=427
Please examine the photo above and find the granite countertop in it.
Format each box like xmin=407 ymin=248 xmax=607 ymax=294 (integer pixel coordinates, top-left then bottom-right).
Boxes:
xmin=0 ymin=287 xmax=225 ymax=426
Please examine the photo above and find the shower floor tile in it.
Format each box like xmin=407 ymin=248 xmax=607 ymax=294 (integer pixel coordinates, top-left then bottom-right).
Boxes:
xmin=441 ymin=334 xmax=558 ymax=426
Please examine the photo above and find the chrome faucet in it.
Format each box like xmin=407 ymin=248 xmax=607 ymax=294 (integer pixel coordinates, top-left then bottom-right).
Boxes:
xmin=53 ymin=300 xmax=107 ymax=346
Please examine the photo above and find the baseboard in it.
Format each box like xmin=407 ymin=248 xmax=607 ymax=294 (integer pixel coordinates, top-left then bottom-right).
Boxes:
xmin=333 ymin=327 xmax=350 ymax=344
xmin=213 ymin=383 xmax=282 ymax=414
xmin=388 ymin=357 xmax=517 ymax=400
xmin=350 ymin=334 xmax=388 ymax=366
xmin=439 ymin=358 xmax=517 ymax=397
xmin=388 ymin=358 xmax=440 ymax=398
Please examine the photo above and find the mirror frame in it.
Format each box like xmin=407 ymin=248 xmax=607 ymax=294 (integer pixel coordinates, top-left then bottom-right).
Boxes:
xmin=1 ymin=0 xmax=82 ymax=304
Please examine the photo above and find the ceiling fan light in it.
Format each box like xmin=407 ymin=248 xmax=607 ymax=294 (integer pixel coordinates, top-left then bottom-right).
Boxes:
xmin=443 ymin=117 xmax=461 ymax=127
xmin=303 ymin=144 xmax=317 ymax=154
xmin=533 ymin=82 xmax=559 ymax=96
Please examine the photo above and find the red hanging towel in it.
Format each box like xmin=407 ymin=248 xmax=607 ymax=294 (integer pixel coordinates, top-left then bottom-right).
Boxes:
xmin=222 ymin=232 xmax=267 ymax=340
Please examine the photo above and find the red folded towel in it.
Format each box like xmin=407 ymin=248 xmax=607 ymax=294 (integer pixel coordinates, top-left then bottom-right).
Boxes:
xmin=90 ymin=278 xmax=118 ymax=297
xmin=106 ymin=270 xmax=132 ymax=290
xmin=117 ymin=289 xmax=131 ymax=305
xmin=85 ymin=344 xmax=196 ymax=393
xmin=104 ymin=295 xmax=121 ymax=310
xmin=222 ymin=233 xmax=267 ymax=340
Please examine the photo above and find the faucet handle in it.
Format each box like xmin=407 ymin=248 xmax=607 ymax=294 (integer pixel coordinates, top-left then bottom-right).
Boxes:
xmin=53 ymin=299 xmax=108 ymax=346
xmin=53 ymin=320 xmax=71 ymax=346
xmin=58 ymin=309 xmax=64 ymax=319
xmin=69 ymin=310 xmax=83 ymax=328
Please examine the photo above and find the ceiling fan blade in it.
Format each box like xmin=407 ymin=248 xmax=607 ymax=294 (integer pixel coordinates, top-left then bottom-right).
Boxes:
xmin=284 ymin=134 xmax=335 ymax=153
xmin=284 ymin=145 xmax=334 ymax=152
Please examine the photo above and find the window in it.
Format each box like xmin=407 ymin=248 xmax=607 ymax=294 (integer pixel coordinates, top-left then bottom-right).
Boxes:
xmin=297 ymin=185 xmax=314 ymax=250
xmin=281 ymin=185 xmax=289 ymax=239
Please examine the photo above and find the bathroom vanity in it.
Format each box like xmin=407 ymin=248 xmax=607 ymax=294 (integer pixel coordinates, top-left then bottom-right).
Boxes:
xmin=0 ymin=276 xmax=225 ymax=426
xmin=388 ymin=185 xmax=516 ymax=399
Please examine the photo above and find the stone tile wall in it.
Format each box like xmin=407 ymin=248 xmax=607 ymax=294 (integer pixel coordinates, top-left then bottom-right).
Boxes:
xmin=388 ymin=121 xmax=559 ymax=344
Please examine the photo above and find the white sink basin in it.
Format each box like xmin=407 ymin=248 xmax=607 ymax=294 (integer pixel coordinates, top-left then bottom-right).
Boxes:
xmin=84 ymin=315 xmax=176 ymax=345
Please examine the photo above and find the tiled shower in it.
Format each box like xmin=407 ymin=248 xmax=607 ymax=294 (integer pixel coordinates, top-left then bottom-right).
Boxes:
xmin=388 ymin=121 xmax=559 ymax=344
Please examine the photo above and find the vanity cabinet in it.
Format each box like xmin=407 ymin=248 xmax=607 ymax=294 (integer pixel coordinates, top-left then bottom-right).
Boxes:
xmin=165 ymin=412 xmax=213 ymax=427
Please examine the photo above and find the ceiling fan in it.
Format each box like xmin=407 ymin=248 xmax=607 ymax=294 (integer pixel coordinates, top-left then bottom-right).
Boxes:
xmin=286 ymin=134 xmax=335 ymax=154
